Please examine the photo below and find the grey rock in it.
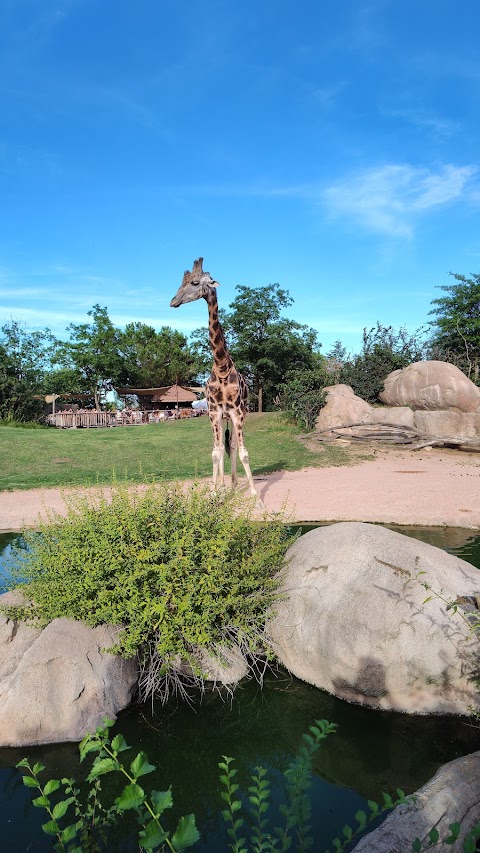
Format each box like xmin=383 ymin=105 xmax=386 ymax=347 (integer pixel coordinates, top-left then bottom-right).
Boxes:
xmin=0 ymin=598 xmax=138 ymax=746
xmin=380 ymin=361 xmax=480 ymax=413
xmin=352 ymin=750 xmax=480 ymax=852
xmin=268 ymin=523 xmax=480 ymax=715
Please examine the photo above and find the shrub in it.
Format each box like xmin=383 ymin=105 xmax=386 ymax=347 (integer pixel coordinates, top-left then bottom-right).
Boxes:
xmin=279 ymin=368 xmax=328 ymax=429
xmin=5 ymin=483 xmax=291 ymax=702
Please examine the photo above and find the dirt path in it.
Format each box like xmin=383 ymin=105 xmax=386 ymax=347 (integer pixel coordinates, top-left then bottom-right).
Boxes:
xmin=1 ymin=445 xmax=479 ymax=532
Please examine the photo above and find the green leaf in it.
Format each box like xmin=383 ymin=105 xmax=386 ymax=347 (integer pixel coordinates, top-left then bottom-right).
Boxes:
xmin=79 ymin=739 xmax=101 ymax=761
xmin=32 ymin=762 xmax=46 ymax=775
xmin=412 ymin=839 xmax=422 ymax=853
xmin=42 ymin=819 xmax=60 ymax=836
xmin=44 ymin=779 xmax=61 ymax=796
xmin=130 ymin=751 xmax=156 ymax=779
xmin=115 ymin=782 xmax=145 ymax=812
xmin=428 ymin=828 xmax=440 ymax=844
xmin=22 ymin=776 xmax=38 ymax=788
xmin=150 ymin=788 xmax=173 ymax=816
xmin=52 ymin=798 xmax=74 ymax=820
xmin=111 ymin=733 xmax=130 ymax=753
xmin=171 ymin=814 xmax=200 ymax=850
xmin=32 ymin=795 xmax=50 ymax=808
xmin=60 ymin=823 xmax=78 ymax=843
xmin=87 ymin=757 xmax=118 ymax=781
xmin=139 ymin=818 xmax=168 ymax=849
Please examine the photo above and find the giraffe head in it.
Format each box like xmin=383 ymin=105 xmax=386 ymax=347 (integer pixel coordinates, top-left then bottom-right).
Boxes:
xmin=170 ymin=257 xmax=219 ymax=308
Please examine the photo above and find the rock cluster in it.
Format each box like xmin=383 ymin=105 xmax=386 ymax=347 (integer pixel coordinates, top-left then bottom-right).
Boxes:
xmin=316 ymin=361 xmax=480 ymax=439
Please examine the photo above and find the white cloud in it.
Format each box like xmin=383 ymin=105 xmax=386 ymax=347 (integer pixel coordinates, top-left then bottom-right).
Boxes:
xmin=322 ymin=163 xmax=478 ymax=237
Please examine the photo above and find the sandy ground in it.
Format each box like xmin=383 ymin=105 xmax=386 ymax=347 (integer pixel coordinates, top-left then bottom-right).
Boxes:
xmin=1 ymin=444 xmax=479 ymax=532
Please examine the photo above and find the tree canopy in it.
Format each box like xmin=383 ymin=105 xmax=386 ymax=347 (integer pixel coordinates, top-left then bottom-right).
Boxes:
xmin=119 ymin=323 xmax=196 ymax=388
xmin=0 ymin=321 xmax=55 ymax=421
xmin=429 ymin=272 xmax=480 ymax=384
xmin=221 ymin=284 xmax=321 ymax=411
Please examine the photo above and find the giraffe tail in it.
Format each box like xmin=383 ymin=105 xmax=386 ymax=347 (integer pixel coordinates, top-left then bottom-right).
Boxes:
xmin=224 ymin=423 xmax=231 ymax=457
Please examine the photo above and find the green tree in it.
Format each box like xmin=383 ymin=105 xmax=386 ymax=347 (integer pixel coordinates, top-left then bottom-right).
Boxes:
xmin=120 ymin=323 xmax=196 ymax=388
xmin=0 ymin=320 xmax=55 ymax=421
xmin=428 ymin=272 xmax=480 ymax=384
xmin=222 ymin=284 xmax=320 ymax=412
xmin=340 ymin=323 xmax=426 ymax=402
xmin=54 ymin=305 xmax=124 ymax=410
xmin=280 ymin=366 xmax=329 ymax=429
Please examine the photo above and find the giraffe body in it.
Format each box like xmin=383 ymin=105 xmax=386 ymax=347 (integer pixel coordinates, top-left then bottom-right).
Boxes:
xmin=170 ymin=258 xmax=260 ymax=498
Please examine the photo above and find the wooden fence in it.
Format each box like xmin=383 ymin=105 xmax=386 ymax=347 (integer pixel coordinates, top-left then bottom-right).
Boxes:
xmin=47 ymin=411 xmax=118 ymax=429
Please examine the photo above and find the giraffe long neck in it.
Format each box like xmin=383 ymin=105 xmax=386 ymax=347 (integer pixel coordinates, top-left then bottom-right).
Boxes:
xmin=206 ymin=289 xmax=234 ymax=374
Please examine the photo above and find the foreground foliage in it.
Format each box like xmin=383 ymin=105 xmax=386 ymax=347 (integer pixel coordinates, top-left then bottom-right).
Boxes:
xmin=5 ymin=483 xmax=291 ymax=701
xmin=19 ymin=718 xmax=477 ymax=852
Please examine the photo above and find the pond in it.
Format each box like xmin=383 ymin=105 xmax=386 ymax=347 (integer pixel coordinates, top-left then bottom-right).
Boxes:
xmin=1 ymin=526 xmax=480 ymax=851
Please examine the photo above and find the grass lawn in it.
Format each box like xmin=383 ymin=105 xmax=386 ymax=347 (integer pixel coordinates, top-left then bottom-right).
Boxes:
xmin=0 ymin=412 xmax=352 ymax=491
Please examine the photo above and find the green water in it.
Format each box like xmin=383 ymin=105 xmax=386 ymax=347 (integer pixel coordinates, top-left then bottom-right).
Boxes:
xmin=1 ymin=526 xmax=480 ymax=851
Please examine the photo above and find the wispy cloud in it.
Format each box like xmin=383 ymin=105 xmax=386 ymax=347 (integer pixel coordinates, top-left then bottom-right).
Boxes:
xmin=322 ymin=163 xmax=478 ymax=237
xmin=384 ymin=107 xmax=460 ymax=140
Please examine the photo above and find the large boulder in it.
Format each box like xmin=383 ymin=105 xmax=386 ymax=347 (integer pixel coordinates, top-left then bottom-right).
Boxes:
xmin=316 ymin=385 xmax=414 ymax=431
xmin=268 ymin=523 xmax=480 ymax=715
xmin=0 ymin=592 xmax=138 ymax=746
xmin=380 ymin=361 xmax=480 ymax=413
xmin=352 ymin=750 xmax=480 ymax=852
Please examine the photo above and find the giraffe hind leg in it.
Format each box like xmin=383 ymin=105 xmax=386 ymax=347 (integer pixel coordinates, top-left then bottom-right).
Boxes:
xmin=231 ymin=413 xmax=263 ymax=503
xmin=229 ymin=421 xmax=238 ymax=487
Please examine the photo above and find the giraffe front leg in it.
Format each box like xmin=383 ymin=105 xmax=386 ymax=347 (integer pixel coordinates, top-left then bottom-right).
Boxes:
xmin=210 ymin=411 xmax=225 ymax=488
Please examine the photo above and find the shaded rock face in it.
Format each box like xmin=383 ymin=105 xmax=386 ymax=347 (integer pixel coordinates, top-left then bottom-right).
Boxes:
xmin=0 ymin=593 xmax=138 ymax=746
xmin=380 ymin=360 xmax=480 ymax=413
xmin=268 ymin=523 xmax=480 ymax=715
xmin=414 ymin=409 xmax=480 ymax=439
xmin=352 ymin=750 xmax=480 ymax=852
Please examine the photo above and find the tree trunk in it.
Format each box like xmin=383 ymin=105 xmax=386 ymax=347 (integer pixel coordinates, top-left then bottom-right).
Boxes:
xmin=257 ymin=384 xmax=263 ymax=413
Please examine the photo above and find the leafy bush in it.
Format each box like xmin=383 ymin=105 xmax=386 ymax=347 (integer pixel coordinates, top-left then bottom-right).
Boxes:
xmin=340 ymin=323 xmax=426 ymax=403
xmin=5 ymin=483 xmax=291 ymax=701
xmin=279 ymin=368 xmax=328 ymax=429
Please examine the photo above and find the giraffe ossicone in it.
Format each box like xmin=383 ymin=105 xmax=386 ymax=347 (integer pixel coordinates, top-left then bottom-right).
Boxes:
xmin=170 ymin=257 xmax=262 ymax=502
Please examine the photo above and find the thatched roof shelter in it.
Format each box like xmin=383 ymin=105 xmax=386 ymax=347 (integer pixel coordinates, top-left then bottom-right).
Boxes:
xmin=116 ymin=384 xmax=204 ymax=410
xmin=152 ymin=384 xmax=199 ymax=404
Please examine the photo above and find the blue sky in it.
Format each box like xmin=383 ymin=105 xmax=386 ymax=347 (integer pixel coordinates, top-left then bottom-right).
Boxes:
xmin=1 ymin=0 xmax=479 ymax=355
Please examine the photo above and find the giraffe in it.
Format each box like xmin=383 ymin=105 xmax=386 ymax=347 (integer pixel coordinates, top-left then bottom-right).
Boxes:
xmin=170 ymin=257 xmax=260 ymax=499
